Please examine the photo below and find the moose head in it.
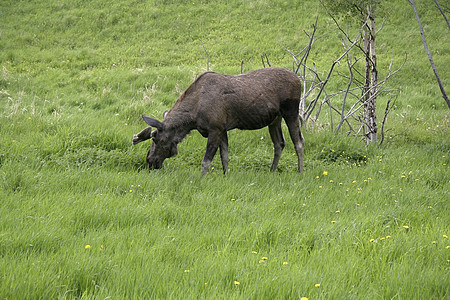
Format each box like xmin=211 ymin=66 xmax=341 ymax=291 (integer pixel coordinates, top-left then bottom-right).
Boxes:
xmin=133 ymin=114 xmax=178 ymax=170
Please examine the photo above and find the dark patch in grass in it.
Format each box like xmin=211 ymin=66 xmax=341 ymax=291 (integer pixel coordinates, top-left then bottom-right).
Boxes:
xmin=317 ymin=147 xmax=369 ymax=166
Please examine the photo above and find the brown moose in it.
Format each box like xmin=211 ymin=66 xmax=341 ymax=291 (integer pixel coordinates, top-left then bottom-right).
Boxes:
xmin=132 ymin=67 xmax=305 ymax=176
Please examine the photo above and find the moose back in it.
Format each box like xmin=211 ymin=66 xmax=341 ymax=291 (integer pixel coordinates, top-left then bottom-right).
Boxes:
xmin=133 ymin=67 xmax=305 ymax=176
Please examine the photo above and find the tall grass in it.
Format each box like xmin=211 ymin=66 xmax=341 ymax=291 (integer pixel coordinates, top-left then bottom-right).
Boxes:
xmin=1 ymin=0 xmax=449 ymax=299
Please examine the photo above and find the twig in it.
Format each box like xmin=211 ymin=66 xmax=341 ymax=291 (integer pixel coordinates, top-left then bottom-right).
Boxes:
xmin=200 ymin=39 xmax=210 ymax=71
xmin=379 ymin=95 xmax=397 ymax=145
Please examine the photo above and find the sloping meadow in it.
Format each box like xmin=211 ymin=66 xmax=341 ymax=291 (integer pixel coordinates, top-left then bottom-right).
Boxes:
xmin=1 ymin=0 xmax=448 ymax=298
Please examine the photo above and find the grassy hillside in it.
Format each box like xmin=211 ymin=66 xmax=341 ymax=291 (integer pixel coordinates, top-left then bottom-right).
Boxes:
xmin=0 ymin=0 xmax=449 ymax=299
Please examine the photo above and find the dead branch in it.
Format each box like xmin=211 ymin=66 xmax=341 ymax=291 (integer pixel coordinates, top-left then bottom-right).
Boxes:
xmin=409 ymin=0 xmax=449 ymax=108
xmin=433 ymin=0 xmax=450 ymax=28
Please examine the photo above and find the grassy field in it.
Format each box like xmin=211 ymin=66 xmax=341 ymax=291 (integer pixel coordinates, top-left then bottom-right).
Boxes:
xmin=1 ymin=0 xmax=449 ymax=299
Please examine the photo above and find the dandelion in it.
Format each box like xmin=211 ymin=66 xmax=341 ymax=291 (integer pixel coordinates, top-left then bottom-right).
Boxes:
xmin=100 ymin=244 xmax=104 ymax=249
xmin=319 ymin=186 xmax=323 ymax=189
xmin=251 ymin=251 xmax=258 ymax=254
xmin=323 ymin=171 xmax=328 ymax=176
xmin=432 ymin=241 xmax=437 ymax=244
xmin=335 ymin=210 xmax=340 ymax=213
xmin=329 ymin=180 xmax=334 ymax=183
xmin=184 ymin=269 xmax=190 ymax=273
xmin=315 ymin=283 xmax=321 ymax=288
xmin=261 ymin=257 xmax=268 ymax=260
xmin=85 ymin=245 xmax=91 ymax=249
xmin=283 ymin=261 xmax=288 ymax=265
xmin=386 ymin=235 xmax=391 ymax=239
xmin=427 ymin=206 xmax=433 ymax=209
xmin=446 ymin=246 xmax=450 ymax=249
xmin=231 ymin=198 xmax=236 ymax=201
xmin=315 ymin=176 xmax=320 ymax=179
xmin=370 ymin=239 xmax=375 ymax=242
xmin=352 ymin=180 xmax=357 ymax=184
xmin=234 ymin=281 xmax=240 ymax=285
xmin=331 ymin=220 xmax=336 ymax=224
xmin=403 ymin=225 xmax=409 ymax=229
xmin=300 ymin=297 xmax=309 ymax=300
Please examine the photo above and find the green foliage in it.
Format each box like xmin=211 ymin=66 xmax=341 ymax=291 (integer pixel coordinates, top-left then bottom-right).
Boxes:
xmin=0 ymin=0 xmax=449 ymax=299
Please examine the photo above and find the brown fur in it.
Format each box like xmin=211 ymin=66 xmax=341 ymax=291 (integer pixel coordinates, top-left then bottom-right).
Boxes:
xmin=133 ymin=67 xmax=305 ymax=176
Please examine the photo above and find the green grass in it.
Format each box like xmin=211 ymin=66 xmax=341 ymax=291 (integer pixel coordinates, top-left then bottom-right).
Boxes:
xmin=1 ymin=0 xmax=449 ymax=299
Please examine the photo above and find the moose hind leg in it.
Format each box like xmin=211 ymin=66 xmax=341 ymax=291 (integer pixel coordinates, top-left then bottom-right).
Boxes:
xmin=219 ymin=132 xmax=229 ymax=174
xmin=285 ymin=116 xmax=304 ymax=173
xmin=268 ymin=116 xmax=285 ymax=172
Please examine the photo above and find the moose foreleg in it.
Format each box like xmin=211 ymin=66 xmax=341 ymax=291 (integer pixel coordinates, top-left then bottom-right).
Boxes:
xmin=219 ymin=132 xmax=229 ymax=174
xmin=201 ymin=131 xmax=222 ymax=177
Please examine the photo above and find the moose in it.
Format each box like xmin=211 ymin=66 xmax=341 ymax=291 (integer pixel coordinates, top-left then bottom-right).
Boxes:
xmin=132 ymin=67 xmax=305 ymax=176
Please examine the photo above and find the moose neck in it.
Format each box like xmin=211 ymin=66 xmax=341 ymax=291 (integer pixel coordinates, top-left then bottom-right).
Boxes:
xmin=164 ymin=109 xmax=196 ymax=144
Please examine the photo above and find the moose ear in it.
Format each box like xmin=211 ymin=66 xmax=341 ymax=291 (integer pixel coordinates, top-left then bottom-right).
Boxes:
xmin=163 ymin=111 xmax=169 ymax=119
xmin=142 ymin=115 xmax=164 ymax=131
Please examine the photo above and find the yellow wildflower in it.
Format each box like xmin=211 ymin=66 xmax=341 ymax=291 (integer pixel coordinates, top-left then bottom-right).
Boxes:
xmin=315 ymin=283 xmax=321 ymax=288
xmin=85 ymin=245 xmax=91 ymax=249
xmin=323 ymin=171 xmax=328 ymax=176
xmin=234 ymin=281 xmax=240 ymax=285
xmin=283 ymin=261 xmax=288 ymax=265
